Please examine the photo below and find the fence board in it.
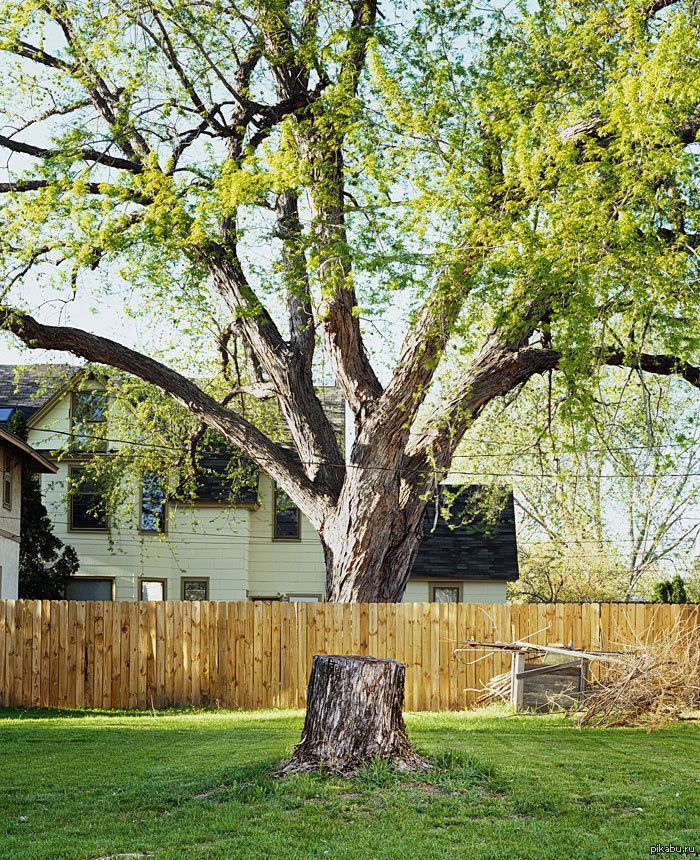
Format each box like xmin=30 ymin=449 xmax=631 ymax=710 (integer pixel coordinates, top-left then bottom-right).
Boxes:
xmin=0 ymin=601 xmax=695 ymax=713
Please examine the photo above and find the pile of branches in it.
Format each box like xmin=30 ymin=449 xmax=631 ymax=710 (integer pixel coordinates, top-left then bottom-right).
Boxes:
xmin=572 ymin=615 xmax=700 ymax=730
xmin=474 ymin=670 xmax=512 ymax=705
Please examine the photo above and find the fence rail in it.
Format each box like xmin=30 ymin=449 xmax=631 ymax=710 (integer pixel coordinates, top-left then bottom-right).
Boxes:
xmin=0 ymin=600 xmax=697 ymax=712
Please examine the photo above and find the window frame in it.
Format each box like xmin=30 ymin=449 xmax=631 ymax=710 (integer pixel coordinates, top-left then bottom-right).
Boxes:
xmin=138 ymin=577 xmax=167 ymax=601
xmin=2 ymin=450 xmax=12 ymax=511
xmin=65 ymin=575 xmax=115 ymax=601
xmin=287 ymin=593 xmax=323 ymax=603
xmin=429 ymin=582 xmax=463 ymax=603
xmin=70 ymin=389 xmax=108 ymax=453
xmin=272 ymin=483 xmax=301 ymax=541
xmin=68 ymin=466 xmax=109 ymax=532
xmin=138 ymin=472 xmax=167 ymax=535
xmin=180 ymin=577 xmax=210 ymax=601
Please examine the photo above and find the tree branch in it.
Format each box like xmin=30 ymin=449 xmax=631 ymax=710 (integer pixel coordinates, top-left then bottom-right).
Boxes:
xmin=0 ymin=178 xmax=151 ymax=205
xmin=3 ymin=40 xmax=73 ymax=71
xmin=646 ymin=0 xmax=682 ymax=15
xmin=0 ymin=134 xmax=142 ymax=173
xmin=0 ymin=307 xmax=333 ymax=523
xmin=603 ymin=349 xmax=700 ymax=388
xmin=406 ymin=338 xmax=700 ymax=471
xmin=405 ymin=337 xmax=560 ymax=468
xmin=560 ymin=112 xmax=700 ymax=147
xmin=371 ymin=262 xmax=475 ymax=442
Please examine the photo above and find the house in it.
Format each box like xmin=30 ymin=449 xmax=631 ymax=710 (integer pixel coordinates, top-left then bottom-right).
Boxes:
xmin=0 ymin=365 xmax=519 ymax=603
xmin=0 ymin=425 xmax=58 ymax=598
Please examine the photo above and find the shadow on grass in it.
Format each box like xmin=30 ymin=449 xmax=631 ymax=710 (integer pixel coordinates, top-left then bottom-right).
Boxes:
xmin=0 ymin=705 xmax=268 ymax=721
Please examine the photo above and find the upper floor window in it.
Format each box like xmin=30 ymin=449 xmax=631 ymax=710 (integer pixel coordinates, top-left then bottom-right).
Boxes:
xmin=2 ymin=451 xmax=12 ymax=510
xmin=273 ymin=484 xmax=301 ymax=540
xmin=71 ymin=390 xmax=107 ymax=452
xmin=69 ymin=466 xmax=108 ymax=531
xmin=140 ymin=472 xmax=166 ymax=533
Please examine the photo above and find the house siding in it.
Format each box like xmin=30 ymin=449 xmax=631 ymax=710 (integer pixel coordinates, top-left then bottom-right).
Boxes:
xmin=42 ymin=464 xmax=250 ymax=601
xmin=23 ymin=377 xmax=515 ymax=604
xmin=403 ymin=580 xmax=507 ymax=603
xmin=247 ymin=474 xmax=326 ymax=599
xmin=0 ymin=440 xmax=22 ymax=598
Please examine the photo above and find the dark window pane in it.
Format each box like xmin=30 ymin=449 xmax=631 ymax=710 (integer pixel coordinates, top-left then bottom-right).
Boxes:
xmin=71 ymin=391 xmax=107 ymax=451
xmin=190 ymin=453 xmax=258 ymax=504
xmin=70 ymin=468 xmax=108 ymax=530
xmin=3 ymin=469 xmax=11 ymax=509
xmin=182 ymin=580 xmax=208 ymax=601
xmin=433 ymin=586 xmax=459 ymax=603
xmin=141 ymin=473 xmax=165 ymax=532
xmin=66 ymin=578 xmax=112 ymax=600
xmin=274 ymin=486 xmax=300 ymax=539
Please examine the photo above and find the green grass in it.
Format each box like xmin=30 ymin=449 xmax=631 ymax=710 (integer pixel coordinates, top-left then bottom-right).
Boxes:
xmin=0 ymin=706 xmax=698 ymax=860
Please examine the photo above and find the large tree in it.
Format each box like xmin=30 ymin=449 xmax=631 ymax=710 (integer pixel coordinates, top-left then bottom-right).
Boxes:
xmin=0 ymin=0 xmax=699 ymax=602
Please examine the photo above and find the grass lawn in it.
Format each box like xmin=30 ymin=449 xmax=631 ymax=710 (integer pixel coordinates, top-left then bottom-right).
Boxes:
xmin=0 ymin=706 xmax=698 ymax=860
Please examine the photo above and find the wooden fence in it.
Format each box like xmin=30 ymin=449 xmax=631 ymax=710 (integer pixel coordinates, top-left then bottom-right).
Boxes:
xmin=0 ymin=600 xmax=697 ymax=712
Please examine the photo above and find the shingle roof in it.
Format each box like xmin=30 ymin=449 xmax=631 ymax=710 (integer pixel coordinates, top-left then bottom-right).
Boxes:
xmin=0 ymin=364 xmax=78 ymax=417
xmin=410 ymin=487 xmax=519 ymax=582
xmin=0 ymin=365 xmax=346 ymax=443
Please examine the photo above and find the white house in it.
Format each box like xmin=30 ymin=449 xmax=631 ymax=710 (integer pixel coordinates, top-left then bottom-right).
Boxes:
xmin=0 ymin=365 xmax=519 ymax=603
xmin=0 ymin=424 xmax=58 ymax=598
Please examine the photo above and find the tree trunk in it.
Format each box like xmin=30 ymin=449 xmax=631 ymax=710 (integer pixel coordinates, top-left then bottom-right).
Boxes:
xmin=278 ymin=655 xmax=429 ymax=776
xmin=320 ymin=457 xmax=431 ymax=602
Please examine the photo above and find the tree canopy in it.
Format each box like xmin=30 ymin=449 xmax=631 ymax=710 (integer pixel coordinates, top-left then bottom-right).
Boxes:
xmin=0 ymin=0 xmax=698 ymax=600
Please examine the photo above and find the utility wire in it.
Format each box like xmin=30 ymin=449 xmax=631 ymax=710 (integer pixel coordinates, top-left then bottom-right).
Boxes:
xmin=27 ymin=424 xmax=700 ymax=480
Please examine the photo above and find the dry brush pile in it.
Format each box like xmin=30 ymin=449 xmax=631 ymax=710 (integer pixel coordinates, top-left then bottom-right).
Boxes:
xmin=572 ymin=613 xmax=700 ymax=730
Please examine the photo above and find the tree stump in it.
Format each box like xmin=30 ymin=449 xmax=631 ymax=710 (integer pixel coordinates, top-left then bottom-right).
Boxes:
xmin=278 ymin=654 xmax=429 ymax=776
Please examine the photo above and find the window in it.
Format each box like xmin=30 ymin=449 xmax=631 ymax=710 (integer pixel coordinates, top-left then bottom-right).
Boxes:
xmin=2 ymin=452 xmax=12 ymax=510
xmin=71 ymin=390 xmax=107 ymax=451
xmin=69 ymin=467 xmax=108 ymax=531
xmin=273 ymin=484 xmax=301 ymax=540
xmin=139 ymin=578 xmax=166 ymax=601
xmin=288 ymin=594 xmax=321 ymax=603
xmin=66 ymin=577 xmax=113 ymax=601
xmin=140 ymin=473 xmax=166 ymax=533
xmin=431 ymin=584 xmax=461 ymax=603
xmin=181 ymin=578 xmax=209 ymax=601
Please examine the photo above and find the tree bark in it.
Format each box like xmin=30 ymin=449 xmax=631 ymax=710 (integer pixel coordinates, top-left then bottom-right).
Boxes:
xmin=278 ymin=654 xmax=428 ymax=776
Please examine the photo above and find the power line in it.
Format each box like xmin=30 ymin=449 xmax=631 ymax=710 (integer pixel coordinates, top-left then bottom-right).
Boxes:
xmin=25 ymin=426 xmax=700 ymax=480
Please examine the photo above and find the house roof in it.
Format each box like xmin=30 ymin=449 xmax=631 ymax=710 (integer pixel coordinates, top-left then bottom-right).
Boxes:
xmin=0 ymin=364 xmax=346 ymax=443
xmin=0 ymin=364 xmax=343 ymax=504
xmin=0 ymin=426 xmax=58 ymax=474
xmin=410 ymin=488 xmax=519 ymax=582
xmin=0 ymin=364 xmax=78 ymax=420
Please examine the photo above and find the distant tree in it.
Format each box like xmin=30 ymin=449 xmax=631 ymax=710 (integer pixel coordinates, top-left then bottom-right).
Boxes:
xmin=651 ymin=580 xmax=672 ymax=604
xmin=459 ymin=372 xmax=700 ymax=601
xmin=510 ymin=543 xmax=646 ymax=604
xmin=669 ymin=574 xmax=688 ymax=604
xmin=651 ymin=574 xmax=688 ymax=604
xmin=7 ymin=411 xmax=79 ymax=599
xmin=686 ymin=565 xmax=700 ymax=603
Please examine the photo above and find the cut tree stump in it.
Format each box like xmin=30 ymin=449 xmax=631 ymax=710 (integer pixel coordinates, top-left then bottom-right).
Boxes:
xmin=277 ymin=654 xmax=429 ymax=776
